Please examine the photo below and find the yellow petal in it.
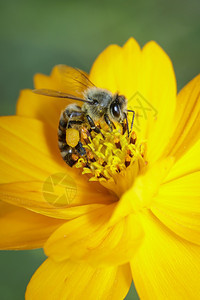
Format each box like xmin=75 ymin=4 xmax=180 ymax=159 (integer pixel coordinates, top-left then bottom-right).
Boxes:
xmin=90 ymin=38 xmax=141 ymax=97
xmin=151 ymin=140 xmax=200 ymax=245
xmin=0 ymin=181 xmax=109 ymax=219
xmin=26 ymin=258 xmax=132 ymax=300
xmin=164 ymin=138 xmax=200 ymax=182
xmin=164 ymin=74 xmax=200 ymax=160
xmin=0 ymin=201 xmax=64 ymax=250
xmin=114 ymin=38 xmax=142 ymax=98
xmin=131 ymin=212 xmax=200 ymax=299
xmin=151 ymin=170 xmax=200 ymax=245
xmin=0 ymin=115 xmax=64 ymax=183
xmin=34 ymin=72 xmax=56 ymax=89
xmin=45 ymin=204 xmax=144 ymax=267
xmin=137 ymin=41 xmax=176 ymax=164
xmin=0 ymin=116 xmax=114 ymax=219
xmin=89 ymin=43 xmax=122 ymax=93
xmin=90 ymin=39 xmax=177 ymax=164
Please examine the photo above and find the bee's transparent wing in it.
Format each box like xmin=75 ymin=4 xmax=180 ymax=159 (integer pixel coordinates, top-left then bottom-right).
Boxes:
xmin=54 ymin=65 xmax=95 ymax=97
xmin=33 ymin=89 xmax=89 ymax=103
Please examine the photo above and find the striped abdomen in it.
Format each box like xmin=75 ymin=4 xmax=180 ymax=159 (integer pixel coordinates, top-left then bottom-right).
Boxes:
xmin=58 ymin=104 xmax=86 ymax=167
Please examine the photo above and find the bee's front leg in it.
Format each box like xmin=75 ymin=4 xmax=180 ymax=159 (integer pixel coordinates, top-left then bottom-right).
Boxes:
xmin=86 ymin=115 xmax=105 ymax=139
xmin=127 ymin=110 xmax=135 ymax=132
xmin=104 ymin=114 xmax=116 ymax=132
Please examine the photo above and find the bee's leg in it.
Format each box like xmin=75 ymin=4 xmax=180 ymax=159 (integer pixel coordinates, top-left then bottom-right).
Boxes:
xmin=122 ymin=113 xmax=130 ymax=137
xmin=75 ymin=141 xmax=93 ymax=168
xmin=86 ymin=115 xmax=105 ymax=139
xmin=120 ymin=120 xmax=127 ymax=135
xmin=104 ymin=114 xmax=116 ymax=131
xmin=127 ymin=110 xmax=135 ymax=132
xmin=75 ymin=141 xmax=86 ymax=156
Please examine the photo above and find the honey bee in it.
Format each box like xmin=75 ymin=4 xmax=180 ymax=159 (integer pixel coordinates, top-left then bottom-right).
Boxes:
xmin=33 ymin=65 xmax=135 ymax=167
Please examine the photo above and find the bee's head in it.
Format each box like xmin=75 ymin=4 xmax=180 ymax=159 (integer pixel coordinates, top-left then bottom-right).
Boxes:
xmin=110 ymin=94 xmax=127 ymax=122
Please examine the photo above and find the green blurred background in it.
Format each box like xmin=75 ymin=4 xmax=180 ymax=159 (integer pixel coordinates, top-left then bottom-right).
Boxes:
xmin=0 ymin=0 xmax=199 ymax=299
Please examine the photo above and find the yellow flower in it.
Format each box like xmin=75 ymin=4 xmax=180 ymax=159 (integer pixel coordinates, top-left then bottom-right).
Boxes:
xmin=0 ymin=38 xmax=200 ymax=299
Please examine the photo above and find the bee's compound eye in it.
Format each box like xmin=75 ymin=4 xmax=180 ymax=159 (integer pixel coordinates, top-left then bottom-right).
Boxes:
xmin=66 ymin=128 xmax=79 ymax=147
xmin=111 ymin=102 xmax=120 ymax=119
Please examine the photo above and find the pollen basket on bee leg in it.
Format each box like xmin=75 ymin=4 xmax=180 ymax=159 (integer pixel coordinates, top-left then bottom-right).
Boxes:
xmin=66 ymin=128 xmax=80 ymax=147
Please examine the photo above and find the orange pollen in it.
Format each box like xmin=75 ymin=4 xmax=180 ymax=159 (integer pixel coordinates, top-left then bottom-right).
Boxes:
xmin=74 ymin=123 xmax=147 ymax=182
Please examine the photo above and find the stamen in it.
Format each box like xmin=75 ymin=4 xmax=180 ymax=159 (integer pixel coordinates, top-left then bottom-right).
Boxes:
xmin=125 ymin=154 xmax=131 ymax=167
xmin=74 ymin=122 xmax=147 ymax=196
xmin=114 ymin=136 xmax=121 ymax=149
xmin=87 ymin=150 xmax=96 ymax=162
xmin=130 ymin=131 xmax=137 ymax=144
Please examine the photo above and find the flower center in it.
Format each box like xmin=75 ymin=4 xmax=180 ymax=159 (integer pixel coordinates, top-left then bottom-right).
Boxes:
xmin=74 ymin=122 xmax=147 ymax=197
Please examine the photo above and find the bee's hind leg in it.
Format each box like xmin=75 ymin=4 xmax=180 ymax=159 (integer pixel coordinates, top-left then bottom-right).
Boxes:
xmin=75 ymin=141 xmax=86 ymax=156
xmin=61 ymin=146 xmax=78 ymax=167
